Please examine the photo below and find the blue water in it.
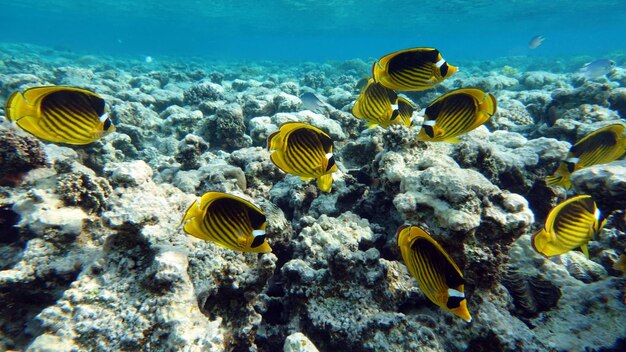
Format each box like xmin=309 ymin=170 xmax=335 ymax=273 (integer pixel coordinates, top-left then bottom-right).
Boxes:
xmin=1 ymin=0 xmax=625 ymax=61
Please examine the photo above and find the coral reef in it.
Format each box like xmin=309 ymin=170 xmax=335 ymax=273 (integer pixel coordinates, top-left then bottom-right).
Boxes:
xmin=0 ymin=124 xmax=47 ymax=186
xmin=0 ymin=43 xmax=625 ymax=352
xmin=571 ymin=160 xmax=626 ymax=213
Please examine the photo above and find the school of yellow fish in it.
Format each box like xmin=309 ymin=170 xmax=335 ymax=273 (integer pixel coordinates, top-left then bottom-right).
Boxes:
xmin=3 ymin=46 xmax=626 ymax=323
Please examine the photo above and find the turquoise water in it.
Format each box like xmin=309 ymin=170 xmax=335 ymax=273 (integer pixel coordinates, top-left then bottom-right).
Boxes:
xmin=1 ymin=0 xmax=625 ymax=61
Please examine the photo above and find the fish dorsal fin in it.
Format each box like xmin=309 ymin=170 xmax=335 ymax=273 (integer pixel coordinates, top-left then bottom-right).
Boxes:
xmin=267 ymin=130 xmax=283 ymax=150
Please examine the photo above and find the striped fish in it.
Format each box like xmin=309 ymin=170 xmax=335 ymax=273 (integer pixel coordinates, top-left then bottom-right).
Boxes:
xmin=181 ymin=192 xmax=271 ymax=253
xmin=531 ymin=195 xmax=605 ymax=258
xmin=397 ymin=225 xmax=472 ymax=323
xmin=372 ymin=47 xmax=458 ymax=91
xmin=352 ymin=78 xmax=400 ymax=128
xmin=546 ymin=123 xmax=626 ymax=189
xmin=268 ymin=122 xmax=338 ymax=192
xmin=6 ymin=86 xmax=115 ymax=145
xmin=417 ymin=88 xmax=497 ymax=143
xmin=394 ymin=96 xmax=417 ymax=127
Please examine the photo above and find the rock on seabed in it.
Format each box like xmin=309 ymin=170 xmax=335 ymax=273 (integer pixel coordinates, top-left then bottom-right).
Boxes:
xmin=0 ymin=43 xmax=625 ymax=352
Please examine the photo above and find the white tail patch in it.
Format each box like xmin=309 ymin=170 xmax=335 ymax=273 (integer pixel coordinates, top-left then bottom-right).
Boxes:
xmin=435 ymin=58 xmax=446 ymax=68
xmin=424 ymin=120 xmax=436 ymax=126
xmin=252 ymin=230 xmax=265 ymax=237
xmin=391 ymin=104 xmax=399 ymax=110
xmin=564 ymin=157 xmax=580 ymax=164
xmin=448 ymin=288 xmax=465 ymax=298
xmin=325 ymin=152 xmax=333 ymax=160
xmin=594 ymin=207 xmax=601 ymax=221
xmin=99 ymin=112 xmax=109 ymax=122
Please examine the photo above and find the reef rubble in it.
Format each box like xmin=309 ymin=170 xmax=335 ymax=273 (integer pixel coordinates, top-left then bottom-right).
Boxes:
xmin=1 ymin=43 xmax=625 ymax=351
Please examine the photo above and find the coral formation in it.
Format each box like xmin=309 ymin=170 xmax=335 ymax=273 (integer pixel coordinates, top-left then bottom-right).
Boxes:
xmin=0 ymin=124 xmax=48 ymax=186
xmin=0 ymin=43 xmax=625 ymax=352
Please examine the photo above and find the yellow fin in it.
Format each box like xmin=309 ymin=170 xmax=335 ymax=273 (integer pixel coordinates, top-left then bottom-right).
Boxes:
xmin=317 ymin=174 xmax=333 ymax=192
xmin=581 ymin=244 xmax=589 ymax=258
xmin=545 ymin=175 xmax=571 ymax=189
xmin=267 ymin=130 xmax=285 ymax=151
xmin=6 ymin=91 xmax=33 ymax=121
xmin=443 ymin=136 xmax=461 ymax=143
xmin=365 ymin=121 xmax=379 ymax=129
xmin=269 ymin=152 xmax=294 ymax=174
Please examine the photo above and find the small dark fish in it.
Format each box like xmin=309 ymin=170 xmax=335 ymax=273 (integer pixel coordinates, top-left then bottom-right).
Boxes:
xmin=372 ymin=47 xmax=458 ymax=91
xmin=531 ymin=195 xmax=605 ymax=258
xmin=546 ymin=123 xmax=626 ymax=189
xmin=528 ymin=35 xmax=545 ymax=49
xmin=397 ymin=225 xmax=472 ymax=322
xmin=181 ymin=192 xmax=271 ymax=253
xmin=579 ymin=59 xmax=616 ymax=79
xmin=355 ymin=77 xmax=369 ymax=92
xmin=300 ymin=92 xmax=327 ymax=112
xmin=268 ymin=122 xmax=338 ymax=192
xmin=6 ymin=86 xmax=115 ymax=145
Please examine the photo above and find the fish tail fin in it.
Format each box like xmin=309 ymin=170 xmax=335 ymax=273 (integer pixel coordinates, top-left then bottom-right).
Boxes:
xmin=545 ymin=175 xmax=571 ymax=189
xmin=181 ymin=195 xmax=207 ymax=225
xmin=317 ymin=174 xmax=333 ymax=192
xmin=581 ymin=244 xmax=589 ymax=258
xmin=6 ymin=91 xmax=53 ymax=140
xmin=267 ymin=130 xmax=283 ymax=150
xmin=180 ymin=198 xmax=212 ymax=241
xmin=270 ymin=153 xmax=292 ymax=174
xmin=6 ymin=91 xmax=34 ymax=122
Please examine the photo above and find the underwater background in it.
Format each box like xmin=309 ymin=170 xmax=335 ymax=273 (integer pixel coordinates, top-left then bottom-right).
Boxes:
xmin=2 ymin=0 xmax=626 ymax=61
xmin=1 ymin=0 xmax=626 ymax=351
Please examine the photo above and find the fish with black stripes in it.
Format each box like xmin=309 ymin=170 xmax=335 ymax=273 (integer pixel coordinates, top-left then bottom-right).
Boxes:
xmin=5 ymin=86 xmax=115 ymax=145
xmin=417 ymin=88 xmax=497 ymax=143
xmin=531 ymin=194 xmax=605 ymax=258
xmin=546 ymin=123 xmax=626 ymax=189
xmin=352 ymin=79 xmax=417 ymax=128
xmin=395 ymin=96 xmax=417 ymax=127
xmin=397 ymin=225 xmax=472 ymax=323
xmin=268 ymin=122 xmax=338 ymax=192
xmin=372 ymin=47 xmax=458 ymax=91
xmin=181 ymin=192 xmax=271 ymax=253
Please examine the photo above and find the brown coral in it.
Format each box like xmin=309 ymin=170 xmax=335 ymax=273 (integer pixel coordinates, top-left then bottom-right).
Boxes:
xmin=0 ymin=127 xmax=47 ymax=186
